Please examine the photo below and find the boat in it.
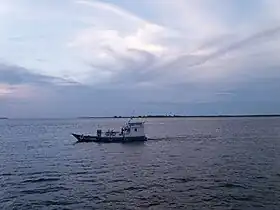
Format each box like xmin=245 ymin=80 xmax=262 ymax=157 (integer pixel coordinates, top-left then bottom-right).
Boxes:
xmin=72 ymin=118 xmax=147 ymax=143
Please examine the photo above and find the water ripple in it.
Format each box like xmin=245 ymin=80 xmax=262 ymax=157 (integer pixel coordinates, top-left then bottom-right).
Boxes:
xmin=22 ymin=177 xmax=60 ymax=183
xmin=20 ymin=186 xmax=69 ymax=194
xmin=1 ymin=118 xmax=280 ymax=209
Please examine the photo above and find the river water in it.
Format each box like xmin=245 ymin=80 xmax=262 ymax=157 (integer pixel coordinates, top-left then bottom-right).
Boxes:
xmin=1 ymin=117 xmax=280 ymax=209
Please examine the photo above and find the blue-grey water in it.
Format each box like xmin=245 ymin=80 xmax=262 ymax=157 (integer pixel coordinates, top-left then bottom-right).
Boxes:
xmin=1 ymin=117 xmax=280 ymax=210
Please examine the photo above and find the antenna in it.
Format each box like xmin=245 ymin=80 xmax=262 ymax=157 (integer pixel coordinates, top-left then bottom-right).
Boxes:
xmin=127 ymin=110 xmax=135 ymax=124
xmin=131 ymin=109 xmax=135 ymax=118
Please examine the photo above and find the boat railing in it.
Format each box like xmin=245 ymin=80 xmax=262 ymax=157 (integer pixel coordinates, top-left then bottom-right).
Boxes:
xmin=104 ymin=129 xmax=121 ymax=137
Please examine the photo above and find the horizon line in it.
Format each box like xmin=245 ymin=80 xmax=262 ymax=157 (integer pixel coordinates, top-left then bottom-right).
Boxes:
xmin=2 ymin=114 xmax=280 ymax=120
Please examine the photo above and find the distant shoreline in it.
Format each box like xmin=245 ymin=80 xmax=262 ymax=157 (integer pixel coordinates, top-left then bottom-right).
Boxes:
xmin=77 ymin=114 xmax=280 ymax=119
xmin=2 ymin=115 xmax=280 ymax=120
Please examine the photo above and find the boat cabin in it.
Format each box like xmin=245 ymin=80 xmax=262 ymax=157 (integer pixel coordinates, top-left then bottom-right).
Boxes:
xmin=123 ymin=122 xmax=145 ymax=137
xmin=95 ymin=121 xmax=145 ymax=138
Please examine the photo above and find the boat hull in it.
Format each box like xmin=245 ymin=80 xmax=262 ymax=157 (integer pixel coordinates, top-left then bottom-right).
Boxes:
xmin=72 ymin=133 xmax=147 ymax=143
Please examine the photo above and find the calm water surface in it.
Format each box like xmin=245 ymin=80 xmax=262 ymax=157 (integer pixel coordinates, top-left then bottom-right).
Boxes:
xmin=1 ymin=117 xmax=280 ymax=209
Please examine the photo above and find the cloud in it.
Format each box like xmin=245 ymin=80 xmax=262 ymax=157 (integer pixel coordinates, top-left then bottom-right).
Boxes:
xmin=0 ymin=63 xmax=79 ymax=101
xmin=66 ymin=0 xmax=185 ymax=85
xmin=1 ymin=0 xmax=280 ymax=117
xmin=66 ymin=0 xmax=280 ymax=89
xmin=0 ymin=63 xmax=77 ymax=86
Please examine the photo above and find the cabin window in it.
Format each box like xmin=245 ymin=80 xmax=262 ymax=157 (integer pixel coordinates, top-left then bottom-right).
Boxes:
xmin=134 ymin=128 xmax=137 ymax=132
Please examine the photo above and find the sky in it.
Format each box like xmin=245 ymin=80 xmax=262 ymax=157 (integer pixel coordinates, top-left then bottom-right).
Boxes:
xmin=1 ymin=0 xmax=280 ymax=118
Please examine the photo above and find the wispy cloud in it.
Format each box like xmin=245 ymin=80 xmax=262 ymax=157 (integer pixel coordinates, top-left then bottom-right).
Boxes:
xmin=75 ymin=0 xmax=144 ymax=23
xmin=159 ymin=25 xmax=280 ymax=71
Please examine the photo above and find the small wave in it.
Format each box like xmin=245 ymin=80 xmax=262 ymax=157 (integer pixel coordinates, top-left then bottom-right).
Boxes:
xmin=142 ymin=194 xmax=164 ymax=206
xmin=106 ymin=186 xmax=147 ymax=195
xmin=110 ymin=178 xmax=129 ymax=183
xmin=76 ymin=178 xmax=97 ymax=183
xmin=70 ymin=171 xmax=89 ymax=175
xmin=168 ymin=154 xmax=178 ymax=158
xmin=254 ymin=175 xmax=268 ymax=180
xmin=105 ymin=188 xmax=125 ymax=195
xmin=230 ymin=194 xmax=254 ymax=201
xmin=202 ymin=195 xmax=219 ymax=202
xmin=22 ymin=171 xmax=59 ymax=176
xmin=145 ymin=201 xmax=162 ymax=208
xmin=220 ymin=182 xmax=247 ymax=189
xmin=147 ymin=183 xmax=164 ymax=188
xmin=0 ymin=198 xmax=17 ymax=209
xmin=20 ymin=186 xmax=68 ymax=194
xmin=22 ymin=177 xmax=60 ymax=183
xmin=0 ymin=173 xmax=12 ymax=176
xmin=94 ymin=169 xmax=110 ymax=175
xmin=124 ymin=186 xmax=147 ymax=191
xmin=41 ymin=200 xmax=77 ymax=206
xmin=170 ymin=177 xmax=194 ymax=183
